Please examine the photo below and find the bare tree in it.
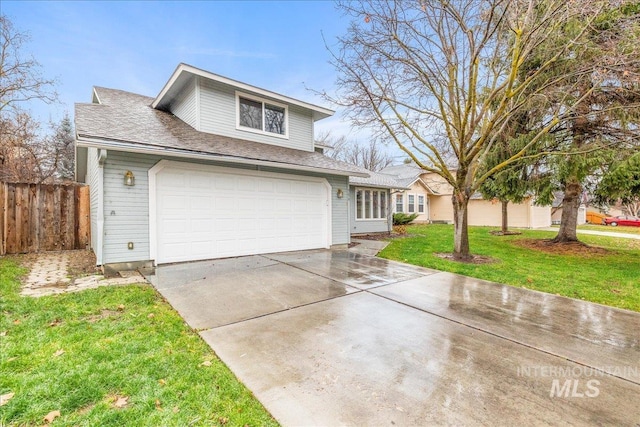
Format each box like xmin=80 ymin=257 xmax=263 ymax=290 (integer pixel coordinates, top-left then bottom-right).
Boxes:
xmin=324 ymin=0 xmax=608 ymax=260
xmin=0 ymin=15 xmax=57 ymax=115
xmin=0 ymin=15 xmax=63 ymax=183
xmin=319 ymin=131 xmax=395 ymax=172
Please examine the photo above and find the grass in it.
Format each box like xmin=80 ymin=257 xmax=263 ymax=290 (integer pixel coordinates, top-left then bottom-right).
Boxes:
xmin=379 ymin=224 xmax=640 ymax=312
xmin=0 ymin=258 xmax=277 ymax=427
xmin=576 ymin=223 xmax=640 ymax=235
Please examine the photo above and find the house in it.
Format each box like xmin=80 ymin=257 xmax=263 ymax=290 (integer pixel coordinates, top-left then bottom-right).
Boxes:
xmin=380 ymin=164 xmax=552 ymax=228
xmin=75 ymin=63 xmax=375 ymax=269
xmin=377 ymin=164 xmax=433 ymax=223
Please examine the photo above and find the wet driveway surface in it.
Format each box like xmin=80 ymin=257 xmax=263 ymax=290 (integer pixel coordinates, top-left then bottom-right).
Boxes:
xmin=147 ymin=249 xmax=640 ymax=426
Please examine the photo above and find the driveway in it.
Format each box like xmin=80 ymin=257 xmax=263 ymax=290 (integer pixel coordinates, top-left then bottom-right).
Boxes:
xmin=146 ymin=250 xmax=640 ymax=426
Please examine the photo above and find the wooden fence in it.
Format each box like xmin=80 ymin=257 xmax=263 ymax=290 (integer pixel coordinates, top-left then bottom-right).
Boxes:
xmin=0 ymin=182 xmax=90 ymax=255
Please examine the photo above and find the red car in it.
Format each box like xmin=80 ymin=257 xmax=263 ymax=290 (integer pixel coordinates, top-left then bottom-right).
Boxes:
xmin=604 ymin=215 xmax=640 ymax=227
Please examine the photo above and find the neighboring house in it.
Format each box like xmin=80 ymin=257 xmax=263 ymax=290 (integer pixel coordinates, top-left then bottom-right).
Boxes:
xmin=377 ymin=164 xmax=431 ymax=223
xmin=75 ymin=63 xmax=369 ymax=269
xmin=380 ymin=164 xmax=552 ymax=228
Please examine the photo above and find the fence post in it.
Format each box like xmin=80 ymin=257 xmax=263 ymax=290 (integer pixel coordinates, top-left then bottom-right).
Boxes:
xmin=0 ymin=182 xmax=5 ymax=256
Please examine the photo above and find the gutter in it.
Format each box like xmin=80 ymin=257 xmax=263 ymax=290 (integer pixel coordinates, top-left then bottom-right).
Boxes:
xmin=76 ymin=136 xmax=369 ymax=178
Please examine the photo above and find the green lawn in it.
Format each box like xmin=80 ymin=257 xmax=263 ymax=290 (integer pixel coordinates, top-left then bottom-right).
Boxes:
xmin=577 ymin=223 xmax=640 ymax=235
xmin=0 ymin=258 xmax=277 ymax=427
xmin=379 ymin=224 xmax=640 ymax=312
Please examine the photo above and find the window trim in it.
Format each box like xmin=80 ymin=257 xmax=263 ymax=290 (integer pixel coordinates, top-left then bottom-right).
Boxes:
xmin=417 ymin=195 xmax=425 ymax=213
xmin=407 ymin=194 xmax=416 ymax=213
xmin=355 ymin=188 xmax=388 ymax=221
xmin=236 ymin=91 xmax=289 ymax=139
xmin=395 ymin=193 xmax=404 ymax=213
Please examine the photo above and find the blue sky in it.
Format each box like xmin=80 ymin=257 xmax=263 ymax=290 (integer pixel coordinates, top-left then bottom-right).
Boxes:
xmin=4 ymin=0 xmax=399 ymax=153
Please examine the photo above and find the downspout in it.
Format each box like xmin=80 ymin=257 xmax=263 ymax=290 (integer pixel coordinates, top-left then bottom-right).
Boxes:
xmin=97 ymin=149 xmax=107 ymax=265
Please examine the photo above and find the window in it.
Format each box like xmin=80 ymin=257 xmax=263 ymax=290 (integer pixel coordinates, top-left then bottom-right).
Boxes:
xmin=356 ymin=189 xmax=388 ymax=220
xmin=408 ymin=194 xmax=415 ymax=213
xmin=395 ymin=194 xmax=404 ymax=213
xmin=418 ymin=195 xmax=425 ymax=213
xmin=237 ymin=93 xmax=287 ymax=137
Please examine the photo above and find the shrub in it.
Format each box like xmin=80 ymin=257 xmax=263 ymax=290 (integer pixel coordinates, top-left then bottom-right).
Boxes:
xmin=393 ymin=212 xmax=419 ymax=226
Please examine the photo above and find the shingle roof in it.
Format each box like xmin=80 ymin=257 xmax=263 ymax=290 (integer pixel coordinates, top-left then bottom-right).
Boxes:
xmin=348 ymin=166 xmax=408 ymax=189
xmin=75 ymin=87 xmax=367 ymax=177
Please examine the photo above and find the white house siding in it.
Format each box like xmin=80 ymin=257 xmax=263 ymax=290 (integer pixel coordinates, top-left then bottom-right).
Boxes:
xmin=99 ymin=151 xmax=351 ymax=265
xmin=467 ymin=200 xmax=530 ymax=227
xmin=198 ymin=79 xmax=314 ymax=152
xmin=349 ymin=187 xmax=391 ymax=234
xmin=429 ymin=195 xmax=454 ymax=223
xmin=530 ymin=204 xmax=552 ymax=228
xmin=87 ymin=147 xmax=101 ymax=261
xmin=169 ymin=77 xmax=198 ymax=129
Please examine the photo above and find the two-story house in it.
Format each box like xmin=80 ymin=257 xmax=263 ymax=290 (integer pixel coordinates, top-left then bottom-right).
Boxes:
xmin=75 ymin=63 xmax=377 ymax=270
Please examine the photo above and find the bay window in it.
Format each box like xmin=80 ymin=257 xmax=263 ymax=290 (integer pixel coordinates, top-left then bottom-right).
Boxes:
xmin=356 ymin=188 xmax=388 ymax=220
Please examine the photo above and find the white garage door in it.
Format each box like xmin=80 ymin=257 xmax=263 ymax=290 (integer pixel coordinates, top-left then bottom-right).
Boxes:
xmin=153 ymin=163 xmax=330 ymax=264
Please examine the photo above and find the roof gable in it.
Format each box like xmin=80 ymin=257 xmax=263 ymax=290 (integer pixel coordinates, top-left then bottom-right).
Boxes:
xmin=152 ymin=63 xmax=333 ymax=121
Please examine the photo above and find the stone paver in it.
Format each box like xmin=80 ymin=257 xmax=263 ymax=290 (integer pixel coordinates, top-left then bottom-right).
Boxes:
xmin=20 ymin=251 xmax=147 ymax=297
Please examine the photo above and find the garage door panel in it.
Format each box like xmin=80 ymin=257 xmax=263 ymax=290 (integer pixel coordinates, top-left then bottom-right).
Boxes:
xmin=156 ymin=165 xmax=329 ymax=264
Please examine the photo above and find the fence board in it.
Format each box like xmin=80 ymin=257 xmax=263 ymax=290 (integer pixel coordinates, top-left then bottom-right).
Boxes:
xmin=0 ymin=183 xmax=5 ymax=255
xmin=0 ymin=182 xmax=90 ymax=254
xmin=5 ymin=184 xmax=17 ymax=254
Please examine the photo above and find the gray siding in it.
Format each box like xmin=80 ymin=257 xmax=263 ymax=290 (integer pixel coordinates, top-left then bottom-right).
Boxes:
xmin=198 ymin=79 xmax=314 ymax=152
xmin=87 ymin=147 xmax=100 ymax=255
xmin=103 ymin=152 xmax=157 ymax=264
xmin=329 ymin=175 xmax=350 ymax=245
xmin=100 ymin=151 xmax=351 ymax=264
xmin=349 ymin=187 xmax=392 ymax=234
xmin=170 ymin=78 xmax=197 ymax=129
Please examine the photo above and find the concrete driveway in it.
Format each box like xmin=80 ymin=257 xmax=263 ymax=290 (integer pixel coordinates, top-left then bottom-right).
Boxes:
xmin=147 ymin=250 xmax=640 ymax=426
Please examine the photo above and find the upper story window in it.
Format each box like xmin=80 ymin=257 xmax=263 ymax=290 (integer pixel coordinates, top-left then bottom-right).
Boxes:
xmin=237 ymin=92 xmax=288 ymax=138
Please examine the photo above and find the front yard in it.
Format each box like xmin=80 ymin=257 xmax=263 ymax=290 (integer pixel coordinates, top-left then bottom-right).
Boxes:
xmin=379 ymin=224 xmax=640 ymax=312
xmin=0 ymin=258 xmax=277 ymax=427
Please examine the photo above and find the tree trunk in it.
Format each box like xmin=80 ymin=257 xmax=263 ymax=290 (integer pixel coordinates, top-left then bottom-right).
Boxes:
xmin=501 ymin=200 xmax=509 ymax=233
xmin=553 ymin=180 xmax=582 ymax=243
xmin=452 ymin=191 xmax=471 ymax=260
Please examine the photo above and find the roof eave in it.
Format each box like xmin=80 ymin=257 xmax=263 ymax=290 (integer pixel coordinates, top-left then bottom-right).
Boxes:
xmin=76 ymin=135 xmax=368 ymax=178
xmin=152 ymin=63 xmax=334 ymax=121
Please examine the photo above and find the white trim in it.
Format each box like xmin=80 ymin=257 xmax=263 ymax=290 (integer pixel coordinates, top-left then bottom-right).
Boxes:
xmin=153 ymin=63 xmax=334 ymax=120
xmin=92 ymin=87 xmax=102 ymax=104
xmin=417 ymin=194 xmax=425 ymax=214
xmin=407 ymin=194 xmax=416 ymax=213
xmin=355 ymin=187 xmax=388 ymax=221
xmin=76 ymin=137 xmax=368 ymax=178
xmin=194 ymin=76 xmax=201 ymax=131
xmin=95 ymin=149 xmax=107 ymax=265
xmin=394 ymin=193 xmax=404 ymax=213
xmin=148 ymin=160 xmax=332 ymax=264
xmin=235 ymin=91 xmax=289 ymax=139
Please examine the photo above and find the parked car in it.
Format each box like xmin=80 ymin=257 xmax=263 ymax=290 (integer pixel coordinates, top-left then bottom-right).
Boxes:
xmin=604 ymin=216 xmax=640 ymax=227
xmin=586 ymin=211 xmax=607 ymax=225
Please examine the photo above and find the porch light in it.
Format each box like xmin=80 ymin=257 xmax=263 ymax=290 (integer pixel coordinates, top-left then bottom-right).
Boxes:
xmin=124 ymin=170 xmax=135 ymax=186
xmin=337 ymin=189 xmax=344 ymax=199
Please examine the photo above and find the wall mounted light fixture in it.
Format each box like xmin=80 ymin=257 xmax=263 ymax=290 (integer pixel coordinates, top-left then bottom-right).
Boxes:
xmin=124 ymin=170 xmax=135 ymax=186
xmin=337 ymin=189 xmax=344 ymax=199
